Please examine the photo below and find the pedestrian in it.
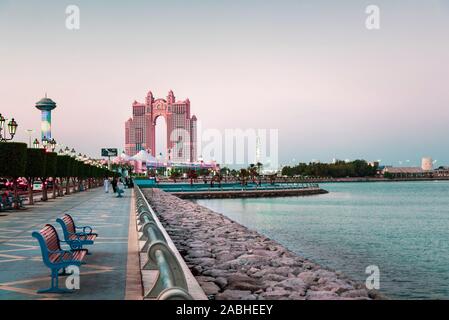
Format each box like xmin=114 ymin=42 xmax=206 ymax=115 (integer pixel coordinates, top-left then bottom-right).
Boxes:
xmin=111 ymin=177 xmax=118 ymax=193
xmin=125 ymin=177 xmax=130 ymax=188
xmin=116 ymin=179 xmax=125 ymax=198
xmin=104 ymin=177 xmax=110 ymax=193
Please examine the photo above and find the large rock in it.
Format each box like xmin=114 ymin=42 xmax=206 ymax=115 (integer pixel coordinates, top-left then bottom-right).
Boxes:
xmin=341 ymin=289 xmax=369 ymax=298
xmin=261 ymin=288 xmax=291 ymax=300
xmin=264 ymin=273 xmax=288 ymax=282
xmin=187 ymin=250 xmax=211 ymax=259
xmin=226 ymin=273 xmax=256 ymax=284
xmin=200 ymin=281 xmax=220 ymax=296
xmin=306 ymin=290 xmax=340 ymax=300
xmin=215 ymin=290 xmax=253 ymax=300
xmin=297 ymin=271 xmax=317 ymax=284
xmin=276 ymin=278 xmax=307 ymax=293
xmin=227 ymin=281 xmax=261 ymax=292
xmin=202 ymin=269 xmax=230 ymax=278
xmin=214 ymin=277 xmax=228 ymax=289
xmin=189 ymin=257 xmax=216 ymax=267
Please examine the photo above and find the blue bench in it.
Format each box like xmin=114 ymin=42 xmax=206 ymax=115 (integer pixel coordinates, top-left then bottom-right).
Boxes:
xmin=32 ymin=224 xmax=88 ymax=293
xmin=56 ymin=214 xmax=98 ymax=252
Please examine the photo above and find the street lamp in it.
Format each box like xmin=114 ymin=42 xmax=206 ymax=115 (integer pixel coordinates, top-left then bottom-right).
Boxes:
xmin=49 ymin=138 xmax=57 ymax=152
xmin=64 ymin=146 xmax=70 ymax=155
xmin=25 ymin=129 xmax=35 ymax=147
xmin=8 ymin=118 xmax=17 ymax=136
xmin=33 ymin=138 xmax=40 ymax=149
xmin=71 ymin=148 xmax=76 ymax=158
xmin=0 ymin=114 xmax=18 ymax=142
xmin=42 ymin=136 xmax=49 ymax=149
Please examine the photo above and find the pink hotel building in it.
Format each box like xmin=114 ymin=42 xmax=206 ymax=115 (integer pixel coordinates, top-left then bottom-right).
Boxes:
xmin=125 ymin=90 xmax=198 ymax=163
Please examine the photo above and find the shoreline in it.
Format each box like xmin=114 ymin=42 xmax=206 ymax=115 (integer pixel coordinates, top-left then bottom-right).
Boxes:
xmin=143 ymin=188 xmax=381 ymax=300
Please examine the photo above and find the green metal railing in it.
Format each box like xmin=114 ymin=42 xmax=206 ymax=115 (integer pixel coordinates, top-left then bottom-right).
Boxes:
xmin=150 ymin=182 xmax=320 ymax=193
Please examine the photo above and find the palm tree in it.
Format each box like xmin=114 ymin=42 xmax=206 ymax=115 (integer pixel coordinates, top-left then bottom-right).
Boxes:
xmin=239 ymin=168 xmax=249 ymax=186
xmin=248 ymin=164 xmax=258 ymax=183
xmin=170 ymin=170 xmax=181 ymax=183
xmin=187 ymin=169 xmax=197 ymax=186
xmin=256 ymin=162 xmax=263 ymax=174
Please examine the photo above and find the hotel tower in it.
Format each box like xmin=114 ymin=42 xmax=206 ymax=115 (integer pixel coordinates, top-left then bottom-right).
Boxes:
xmin=125 ymin=90 xmax=197 ymax=163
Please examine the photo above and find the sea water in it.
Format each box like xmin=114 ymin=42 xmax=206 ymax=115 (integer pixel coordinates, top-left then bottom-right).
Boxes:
xmin=197 ymin=181 xmax=449 ymax=299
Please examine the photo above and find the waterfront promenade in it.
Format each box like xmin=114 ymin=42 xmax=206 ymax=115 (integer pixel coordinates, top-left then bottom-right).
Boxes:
xmin=0 ymin=188 xmax=136 ymax=300
xmin=0 ymin=184 xmax=379 ymax=300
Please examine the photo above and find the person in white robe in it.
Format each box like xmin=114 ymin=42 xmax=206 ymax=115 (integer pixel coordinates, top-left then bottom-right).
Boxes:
xmin=104 ymin=178 xmax=109 ymax=193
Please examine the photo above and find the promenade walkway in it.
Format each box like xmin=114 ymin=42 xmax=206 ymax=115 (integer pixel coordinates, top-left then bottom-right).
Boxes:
xmin=0 ymin=188 xmax=138 ymax=300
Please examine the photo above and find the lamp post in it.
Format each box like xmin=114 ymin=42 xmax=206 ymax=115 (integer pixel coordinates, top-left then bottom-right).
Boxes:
xmin=42 ymin=136 xmax=49 ymax=149
xmin=49 ymin=138 xmax=57 ymax=152
xmin=33 ymin=138 xmax=40 ymax=149
xmin=25 ymin=129 xmax=34 ymax=147
xmin=0 ymin=114 xmax=18 ymax=142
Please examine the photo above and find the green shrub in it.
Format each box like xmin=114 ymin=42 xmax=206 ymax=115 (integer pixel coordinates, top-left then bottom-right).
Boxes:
xmin=25 ymin=148 xmax=46 ymax=178
xmin=45 ymin=152 xmax=58 ymax=178
xmin=0 ymin=142 xmax=27 ymax=178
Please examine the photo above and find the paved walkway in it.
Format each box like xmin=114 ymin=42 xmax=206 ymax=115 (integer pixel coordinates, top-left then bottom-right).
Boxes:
xmin=0 ymin=188 xmax=136 ymax=300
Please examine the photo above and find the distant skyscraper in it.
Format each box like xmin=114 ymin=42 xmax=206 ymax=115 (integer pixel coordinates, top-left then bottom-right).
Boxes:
xmin=125 ymin=90 xmax=197 ymax=162
xmin=421 ymin=157 xmax=433 ymax=171
xmin=35 ymin=95 xmax=57 ymax=140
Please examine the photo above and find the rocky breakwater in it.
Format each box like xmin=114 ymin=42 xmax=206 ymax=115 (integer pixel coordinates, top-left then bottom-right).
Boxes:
xmin=143 ymin=188 xmax=380 ymax=300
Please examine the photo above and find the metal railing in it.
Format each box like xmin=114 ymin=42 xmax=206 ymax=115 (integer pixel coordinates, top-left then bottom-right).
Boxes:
xmin=154 ymin=182 xmax=320 ymax=193
xmin=134 ymin=187 xmax=193 ymax=300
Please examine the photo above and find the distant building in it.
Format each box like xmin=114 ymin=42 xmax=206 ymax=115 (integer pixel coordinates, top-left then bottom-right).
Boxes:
xmin=368 ymin=161 xmax=379 ymax=168
xmin=383 ymin=167 xmax=432 ymax=178
xmin=125 ymin=90 xmax=197 ymax=163
xmin=421 ymin=157 xmax=433 ymax=171
xmin=433 ymin=166 xmax=449 ymax=177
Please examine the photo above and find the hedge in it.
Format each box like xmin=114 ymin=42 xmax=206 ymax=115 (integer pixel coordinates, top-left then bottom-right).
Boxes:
xmin=0 ymin=142 xmax=27 ymax=178
xmin=44 ymin=152 xmax=58 ymax=178
xmin=25 ymin=148 xmax=46 ymax=178
xmin=0 ymin=143 xmax=116 ymax=180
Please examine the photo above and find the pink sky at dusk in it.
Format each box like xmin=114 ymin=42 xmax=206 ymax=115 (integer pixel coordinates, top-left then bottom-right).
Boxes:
xmin=0 ymin=0 xmax=448 ymax=166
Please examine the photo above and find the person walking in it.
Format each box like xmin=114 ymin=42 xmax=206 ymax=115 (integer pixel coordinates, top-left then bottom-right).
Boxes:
xmin=104 ymin=177 xmax=110 ymax=193
xmin=116 ymin=179 xmax=125 ymax=198
xmin=111 ymin=177 xmax=118 ymax=193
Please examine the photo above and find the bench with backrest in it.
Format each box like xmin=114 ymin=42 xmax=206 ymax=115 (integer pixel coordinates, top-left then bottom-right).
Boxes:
xmin=56 ymin=214 xmax=98 ymax=252
xmin=32 ymin=224 xmax=87 ymax=293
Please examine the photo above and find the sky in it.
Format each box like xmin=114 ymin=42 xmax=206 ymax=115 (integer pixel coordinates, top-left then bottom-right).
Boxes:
xmin=0 ymin=0 xmax=448 ymax=167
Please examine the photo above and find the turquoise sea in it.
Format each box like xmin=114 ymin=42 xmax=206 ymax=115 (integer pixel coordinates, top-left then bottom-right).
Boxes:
xmin=196 ymin=181 xmax=449 ymax=299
